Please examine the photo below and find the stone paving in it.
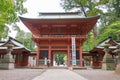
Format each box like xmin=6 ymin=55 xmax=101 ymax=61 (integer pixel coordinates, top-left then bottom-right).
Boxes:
xmin=0 ymin=69 xmax=45 ymax=80
xmin=74 ymin=69 xmax=120 ymax=80
xmin=0 ymin=68 xmax=120 ymax=80
xmin=32 ymin=69 xmax=88 ymax=80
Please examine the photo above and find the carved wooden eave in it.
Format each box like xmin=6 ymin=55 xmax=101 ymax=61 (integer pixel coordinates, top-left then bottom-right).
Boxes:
xmin=19 ymin=14 xmax=100 ymax=37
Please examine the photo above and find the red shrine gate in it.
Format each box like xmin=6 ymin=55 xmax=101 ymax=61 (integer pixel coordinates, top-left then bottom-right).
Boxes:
xmin=20 ymin=12 xmax=99 ymax=67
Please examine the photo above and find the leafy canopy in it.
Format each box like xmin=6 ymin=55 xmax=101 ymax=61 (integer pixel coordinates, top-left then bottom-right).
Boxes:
xmin=0 ymin=0 xmax=27 ymax=39
xmin=97 ymin=21 xmax=120 ymax=42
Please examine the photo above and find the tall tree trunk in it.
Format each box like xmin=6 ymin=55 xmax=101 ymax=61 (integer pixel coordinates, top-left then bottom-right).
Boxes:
xmin=93 ymin=24 xmax=98 ymax=38
xmin=79 ymin=2 xmax=87 ymax=17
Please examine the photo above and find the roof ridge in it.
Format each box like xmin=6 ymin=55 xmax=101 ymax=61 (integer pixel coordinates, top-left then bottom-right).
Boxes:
xmin=8 ymin=36 xmax=23 ymax=44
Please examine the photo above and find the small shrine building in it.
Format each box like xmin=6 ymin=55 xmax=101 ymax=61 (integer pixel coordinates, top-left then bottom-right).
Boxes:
xmin=90 ymin=37 xmax=120 ymax=68
xmin=20 ymin=12 xmax=100 ymax=67
xmin=0 ymin=37 xmax=30 ymax=67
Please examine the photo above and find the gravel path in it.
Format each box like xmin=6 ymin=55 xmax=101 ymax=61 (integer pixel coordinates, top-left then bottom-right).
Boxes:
xmin=0 ymin=69 xmax=45 ymax=80
xmin=74 ymin=69 xmax=120 ymax=80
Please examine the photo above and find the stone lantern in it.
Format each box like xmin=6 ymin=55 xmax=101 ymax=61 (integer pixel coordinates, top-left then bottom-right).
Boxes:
xmin=0 ymin=43 xmax=15 ymax=69
xmin=114 ymin=47 xmax=120 ymax=74
xmin=102 ymin=42 xmax=115 ymax=70
xmin=4 ymin=43 xmax=14 ymax=58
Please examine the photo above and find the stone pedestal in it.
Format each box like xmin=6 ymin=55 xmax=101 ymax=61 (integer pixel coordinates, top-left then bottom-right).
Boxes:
xmin=102 ymin=53 xmax=115 ymax=70
xmin=0 ymin=54 xmax=15 ymax=69
xmin=102 ymin=42 xmax=115 ymax=70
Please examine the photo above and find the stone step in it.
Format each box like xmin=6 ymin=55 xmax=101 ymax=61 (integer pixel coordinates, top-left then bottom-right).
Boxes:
xmin=30 ymin=66 xmax=68 ymax=69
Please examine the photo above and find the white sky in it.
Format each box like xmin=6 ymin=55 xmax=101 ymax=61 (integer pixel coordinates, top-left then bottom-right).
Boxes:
xmin=17 ymin=0 xmax=65 ymax=32
xmin=24 ymin=0 xmax=64 ymax=16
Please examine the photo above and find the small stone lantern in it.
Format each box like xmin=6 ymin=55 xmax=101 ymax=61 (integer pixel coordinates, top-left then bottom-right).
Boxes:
xmin=102 ymin=42 xmax=115 ymax=70
xmin=0 ymin=43 xmax=15 ymax=69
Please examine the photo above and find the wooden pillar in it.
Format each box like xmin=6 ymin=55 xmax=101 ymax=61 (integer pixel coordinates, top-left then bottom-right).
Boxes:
xmin=92 ymin=56 xmax=94 ymax=67
xmin=36 ymin=46 xmax=40 ymax=66
xmin=79 ymin=44 xmax=83 ymax=67
xmin=67 ymin=45 xmax=70 ymax=67
xmin=100 ymin=53 xmax=102 ymax=66
xmin=17 ymin=54 xmax=20 ymax=66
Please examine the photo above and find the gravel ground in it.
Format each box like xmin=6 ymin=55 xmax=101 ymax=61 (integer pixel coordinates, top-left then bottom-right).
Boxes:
xmin=0 ymin=69 xmax=45 ymax=80
xmin=74 ymin=69 xmax=120 ymax=80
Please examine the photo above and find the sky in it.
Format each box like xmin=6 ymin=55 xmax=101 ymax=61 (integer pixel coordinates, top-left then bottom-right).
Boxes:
xmin=16 ymin=0 xmax=65 ymax=32
xmin=23 ymin=0 xmax=64 ymax=16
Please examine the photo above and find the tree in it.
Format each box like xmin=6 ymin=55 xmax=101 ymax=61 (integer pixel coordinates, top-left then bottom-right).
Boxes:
xmin=60 ymin=0 xmax=104 ymax=17
xmin=0 ymin=0 xmax=27 ymax=40
xmin=60 ymin=0 xmax=120 ymax=51
xmin=96 ymin=21 xmax=120 ymax=43
xmin=112 ymin=0 xmax=120 ymax=18
xmin=60 ymin=0 xmax=112 ymax=36
xmin=55 ymin=53 xmax=66 ymax=65
xmin=83 ymin=31 xmax=95 ymax=51
xmin=0 ymin=0 xmax=13 ymax=33
xmin=15 ymin=30 xmax=36 ymax=51
xmin=96 ymin=0 xmax=120 ymax=44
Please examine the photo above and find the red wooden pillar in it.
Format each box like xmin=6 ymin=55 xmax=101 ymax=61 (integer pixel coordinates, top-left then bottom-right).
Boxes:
xmin=67 ymin=45 xmax=70 ymax=67
xmin=100 ymin=53 xmax=102 ymax=66
xmin=36 ymin=46 xmax=40 ymax=66
xmin=17 ymin=53 xmax=21 ymax=66
xmin=92 ymin=56 xmax=94 ymax=67
xmin=79 ymin=44 xmax=83 ymax=67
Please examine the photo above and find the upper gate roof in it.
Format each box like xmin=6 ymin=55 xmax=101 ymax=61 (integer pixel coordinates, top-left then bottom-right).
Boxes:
xmin=19 ymin=12 xmax=100 ymax=37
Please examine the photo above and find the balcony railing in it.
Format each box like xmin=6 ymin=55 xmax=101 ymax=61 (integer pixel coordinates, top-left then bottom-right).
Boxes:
xmin=32 ymin=35 xmax=87 ymax=39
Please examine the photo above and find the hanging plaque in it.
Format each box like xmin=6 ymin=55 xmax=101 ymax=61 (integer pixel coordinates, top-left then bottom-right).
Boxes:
xmin=71 ymin=36 xmax=76 ymax=65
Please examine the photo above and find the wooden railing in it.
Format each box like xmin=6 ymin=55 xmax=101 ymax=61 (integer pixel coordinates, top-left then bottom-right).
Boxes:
xmin=32 ymin=35 xmax=87 ymax=39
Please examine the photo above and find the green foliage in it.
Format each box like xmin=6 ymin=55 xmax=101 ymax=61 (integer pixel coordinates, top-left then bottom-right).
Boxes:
xmin=55 ymin=53 xmax=66 ymax=64
xmin=0 ymin=0 xmax=17 ymax=24
xmin=0 ymin=0 xmax=14 ymax=33
xmin=112 ymin=0 xmax=120 ymax=18
xmin=16 ymin=30 xmax=36 ymax=51
xmin=97 ymin=21 xmax=120 ymax=42
xmin=96 ymin=0 xmax=109 ymax=5
xmin=87 ymin=8 xmax=102 ymax=16
xmin=100 ymin=0 xmax=120 ymax=26
xmin=83 ymin=31 xmax=95 ymax=51
xmin=1 ymin=25 xmax=9 ymax=38
xmin=14 ymin=0 xmax=27 ymax=15
xmin=94 ymin=22 xmax=120 ymax=50
xmin=107 ymin=65 xmax=115 ymax=70
xmin=61 ymin=0 xmax=120 ymax=51
xmin=83 ymin=21 xmax=120 ymax=51
xmin=61 ymin=0 xmax=105 ymax=16
xmin=0 ymin=0 xmax=27 ymax=40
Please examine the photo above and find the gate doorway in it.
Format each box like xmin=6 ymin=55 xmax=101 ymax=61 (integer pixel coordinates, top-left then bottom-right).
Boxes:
xmin=53 ymin=52 xmax=67 ymax=67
